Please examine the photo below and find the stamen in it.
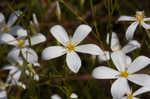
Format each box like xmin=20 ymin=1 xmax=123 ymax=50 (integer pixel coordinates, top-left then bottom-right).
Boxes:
xmin=16 ymin=38 xmax=25 ymax=48
xmin=136 ymin=11 xmax=145 ymax=23
xmin=120 ymin=68 xmax=129 ymax=78
xmin=66 ymin=38 xmax=75 ymax=52
xmin=127 ymin=89 xmax=133 ymax=99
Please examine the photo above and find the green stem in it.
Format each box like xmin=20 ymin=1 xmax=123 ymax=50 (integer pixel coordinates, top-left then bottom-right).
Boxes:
xmin=58 ymin=0 xmax=87 ymax=24
xmin=145 ymin=29 xmax=150 ymax=40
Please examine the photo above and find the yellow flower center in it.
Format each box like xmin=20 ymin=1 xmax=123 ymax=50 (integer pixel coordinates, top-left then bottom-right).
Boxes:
xmin=127 ymin=94 xmax=133 ymax=99
xmin=16 ymin=38 xmax=25 ymax=48
xmin=1 ymin=26 xmax=9 ymax=32
xmin=66 ymin=38 xmax=75 ymax=52
xmin=120 ymin=68 xmax=129 ymax=78
xmin=135 ymin=11 xmax=145 ymax=23
xmin=1 ymin=82 xmax=6 ymax=88
xmin=127 ymin=89 xmax=133 ymax=99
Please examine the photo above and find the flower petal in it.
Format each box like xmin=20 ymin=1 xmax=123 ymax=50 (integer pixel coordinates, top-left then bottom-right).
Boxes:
xmin=50 ymin=25 xmax=69 ymax=45
xmin=111 ymin=32 xmax=121 ymax=51
xmin=106 ymin=33 xmax=110 ymax=45
xmin=0 ymin=33 xmax=17 ymax=46
xmin=128 ymin=74 xmax=150 ymax=86
xmin=42 ymin=46 xmax=66 ymax=60
xmin=33 ymin=62 xmax=40 ymax=67
xmin=17 ymin=82 xmax=26 ymax=89
xmin=98 ymin=51 xmax=110 ymax=62
xmin=70 ymin=93 xmax=78 ymax=99
xmin=32 ymin=13 xmax=39 ymax=27
xmin=3 ymin=65 xmax=18 ymax=74
xmin=141 ymin=22 xmax=150 ymax=29
xmin=34 ymin=74 xmax=39 ymax=81
xmin=25 ymin=33 xmax=46 ymax=46
xmin=75 ymin=44 xmax=104 ymax=55
xmin=118 ymin=16 xmax=136 ymax=21
xmin=122 ymin=40 xmax=141 ymax=54
xmin=126 ymin=55 xmax=132 ymax=66
xmin=66 ymin=51 xmax=81 ymax=73
xmin=72 ymin=24 xmax=91 ymax=45
xmin=7 ymin=48 xmax=21 ymax=64
xmin=12 ymin=71 xmax=22 ymax=82
xmin=144 ymin=18 xmax=150 ymax=21
xmin=92 ymin=66 xmax=120 ymax=79
xmin=111 ymin=51 xmax=127 ymax=72
xmin=0 ymin=90 xmax=7 ymax=98
xmin=51 ymin=94 xmax=62 ymax=99
xmin=21 ymin=48 xmax=38 ymax=64
xmin=8 ymin=26 xmax=27 ymax=37
xmin=7 ymin=10 xmax=22 ymax=27
xmin=0 ymin=13 xmax=5 ymax=25
xmin=133 ymin=87 xmax=150 ymax=96
xmin=127 ymin=56 xmax=150 ymax=74
xmin=126 ymin=22 xmax=138 ymax=40
xmin=111 ymin=78 xmax=129 ymax=99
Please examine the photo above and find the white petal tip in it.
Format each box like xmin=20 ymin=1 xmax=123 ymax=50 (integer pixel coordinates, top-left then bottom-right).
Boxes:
xmin=70 ymin=93 xmax=78 ymax=98
xmin=79 ymin=24 xmax=92 ymax=32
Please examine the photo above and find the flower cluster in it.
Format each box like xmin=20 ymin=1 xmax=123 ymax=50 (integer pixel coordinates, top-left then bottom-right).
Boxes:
xmin=0 ymin=9 xmax=150 ymax=99
xmin=0 ymin=11 xmax=46 ymax=98
xmin=93 ymin=11 xmax=150 ymax=99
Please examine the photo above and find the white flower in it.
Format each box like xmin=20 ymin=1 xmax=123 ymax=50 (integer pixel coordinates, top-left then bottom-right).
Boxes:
xmin=92 ymin=51 xmax=150 ymax=98
xmin=118 ymin=11 xmax=150 ymax=40
xmin=98 ymin=32 xmax=140 ymax=62
xmin=0 ymin=11 xmax=22 ymax=34
xmin=0 ymin=81 xmax=8 ymax=90
xmin=42 ymin=24 xmax=104 ymax=73
xmin=51 ymin=94 xmax=61 ymax=99
xmin=121 ymin=86 xmax=150 ymax=99
xmin=3 ymin=58 xmax=40 ymax=88
xmin=70 ymin=93 xmax=78 ymax=99
xmin=0 ymin=80 xmax=10 ymax=99
xmin=0 ymin=29 xmax=46 ymax=65
xmin=25 ymin=64 xmax=40 ymax=81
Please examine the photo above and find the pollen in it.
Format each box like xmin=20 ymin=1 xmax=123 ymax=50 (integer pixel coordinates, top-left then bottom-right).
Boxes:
xmin=136 ymin=11 xmax=145 ymax=23
xmin=16 ymin=38 xmax=25 ymax=48
xmin=127 ymin=94 xmax=133 ymax=99
xmin=66 ymin=38 xmax=75 ymax=52
xmin=120 ymin=68 xmax=129 ymax=78
xmin=66 ymin=43 xmax=75 ymax=51
xmin=1 ymin=26 xmax=9 ymax=32
xmin=127 ymin=89 xmax=133 ymax=99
